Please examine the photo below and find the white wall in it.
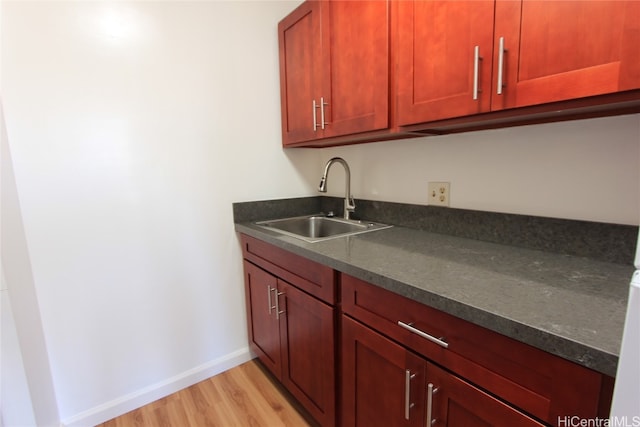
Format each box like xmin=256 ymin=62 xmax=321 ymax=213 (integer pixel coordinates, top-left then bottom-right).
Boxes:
xmin=2 ymin=1 xmax=316 ymax=425
xmin=1 ymin=273 xmax=38 ymax=427
xmin=320 ymin=114 xmax=640 ymax=225
xmin=2 ymin=100 xmax=59 ymax=427
xmin=2 ymin=1 xmax=638 ymax=426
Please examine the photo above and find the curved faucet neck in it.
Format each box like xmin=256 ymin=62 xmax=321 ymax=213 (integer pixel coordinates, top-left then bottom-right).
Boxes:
xmin=318 ymin=157 xmax=356 ymax=220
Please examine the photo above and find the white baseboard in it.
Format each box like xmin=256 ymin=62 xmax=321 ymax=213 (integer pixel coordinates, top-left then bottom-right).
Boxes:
xmin=60 ymin=347 xmax=253 ymax=427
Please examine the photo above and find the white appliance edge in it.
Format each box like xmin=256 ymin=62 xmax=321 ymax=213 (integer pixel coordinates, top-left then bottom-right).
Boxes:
xmin=610 ymin=233 xmax=640 ymax=421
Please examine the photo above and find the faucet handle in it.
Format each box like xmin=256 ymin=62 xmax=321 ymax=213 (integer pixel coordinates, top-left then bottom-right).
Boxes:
xmin=347 ymin=196 xmax=356 ymax=211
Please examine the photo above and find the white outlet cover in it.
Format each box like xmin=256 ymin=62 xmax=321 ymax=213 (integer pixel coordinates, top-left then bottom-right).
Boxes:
xmin=428 ymin=182 xmax=450 ymax=207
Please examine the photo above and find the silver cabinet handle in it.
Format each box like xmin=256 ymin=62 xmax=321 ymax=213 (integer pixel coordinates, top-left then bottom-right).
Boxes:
xmin=426 ymin=383 xmax=439 ymax=425
xmin=267 ymin=285 xmax=273 ymax=314
xmin=320 ymin=97 xmax=328 ymax=130
xmin=312 ymin=98 xmax=328 ymax=131
xmin=397 ymin=321 xmax=449 ymax=349
xmin=404 ymin=369 xmax=416 ymax=420
xmin=473 ymin=45 xmax=481 ymax=100
xmin=274 ymin=291 xmax=285 ymax=320
xmin=312 ymin=99 xmax=318 ymax=131
xmin=497 ymin=36 xmax=506 ymax=95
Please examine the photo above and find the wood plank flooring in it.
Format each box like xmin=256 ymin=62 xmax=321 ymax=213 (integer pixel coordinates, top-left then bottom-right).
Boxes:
xmin=97 ymin=360 xmax=315 ymax=427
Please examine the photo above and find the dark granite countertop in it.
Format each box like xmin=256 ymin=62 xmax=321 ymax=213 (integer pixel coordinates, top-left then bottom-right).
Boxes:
xmin=233 ymin=197 xmax=636 ymax=377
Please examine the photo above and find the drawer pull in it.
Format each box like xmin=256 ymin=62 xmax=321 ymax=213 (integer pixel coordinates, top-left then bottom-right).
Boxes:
xmin=397 ymin=321 xmax=449 ymax=349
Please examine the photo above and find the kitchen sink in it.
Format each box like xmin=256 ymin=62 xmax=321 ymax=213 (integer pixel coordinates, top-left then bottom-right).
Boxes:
xmin=255 ymin=214 xmax=392 ymax=242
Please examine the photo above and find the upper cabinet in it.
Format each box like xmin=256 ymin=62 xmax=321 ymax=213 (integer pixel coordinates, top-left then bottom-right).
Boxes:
xmin=495 ymin=1 xmax=640 ymax=110
xmin=397 ymin=0 xmax=640 ymax=127
xmin=278 ymin=0 xmax=390 ymax=146
xmin=396 ymin=1 xmax=496 ymax=124
xmin=277 ymin=2 xmax=323 ymax=145
xmin=278 ymin=0 xmax=640 ymax=147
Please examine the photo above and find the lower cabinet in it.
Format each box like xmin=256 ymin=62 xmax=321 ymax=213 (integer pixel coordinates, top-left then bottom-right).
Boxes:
xmin=341 ymin=314 xmax=426 ymax=427
xmin=342 ymin=315 xmax=544 ymax=427
xmin=429 ymin=362 xmax=543 ymax=427
xmin=243 ymin=259 xmax=336 ymax=427
xmin=341 ymin=273 xmax=614 ymax=427
xmin=240 ymin=234 xmax=612 ymax=427
xmin=244 ymin=261 xmax=282 ymax=377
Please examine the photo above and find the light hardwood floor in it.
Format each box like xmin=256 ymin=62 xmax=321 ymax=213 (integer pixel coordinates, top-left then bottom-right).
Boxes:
xmin=97 ymin=360 xmax=316 ymax=427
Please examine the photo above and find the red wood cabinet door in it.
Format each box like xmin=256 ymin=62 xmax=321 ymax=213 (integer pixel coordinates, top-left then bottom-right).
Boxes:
xmin=397 ymin=1 xmax=495 ymax=125
xmin=324 ymin=0 xmax=389 ymax=138
xmin=342 ymin=315 xmax=426 ymax=427
xmin=493 ymin=0 xmax=640 ymax=111
xmin=243 ymin=261 xmax=281 ymax=378
xmin=426 ymin=362 xmax=545 ymax=427
xmin=279 ymin=280 xmax=336 ymax=427
xmin=278 ymin=1 xmax=324 ymax=145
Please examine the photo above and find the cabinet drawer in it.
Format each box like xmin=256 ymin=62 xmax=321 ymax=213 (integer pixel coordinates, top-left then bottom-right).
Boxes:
xmin=241 ymin=234 xmax=336 ymax=304
xmin=341 ymin=273 xmax=611 ymax=425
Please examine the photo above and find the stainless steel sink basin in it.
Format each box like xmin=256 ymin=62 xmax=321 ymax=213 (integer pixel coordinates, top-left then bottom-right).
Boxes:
xmin=255 ymin=214 xmax=392 ymax=242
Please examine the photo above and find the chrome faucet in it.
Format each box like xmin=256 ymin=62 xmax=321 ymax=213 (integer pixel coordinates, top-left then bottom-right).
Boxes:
xmin=318 ymin=157 xmax=356 ymax=220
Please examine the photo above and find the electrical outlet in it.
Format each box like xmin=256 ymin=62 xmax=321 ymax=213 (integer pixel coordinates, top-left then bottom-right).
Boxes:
xmin=428 ymin=182 xmax=450 ymax=207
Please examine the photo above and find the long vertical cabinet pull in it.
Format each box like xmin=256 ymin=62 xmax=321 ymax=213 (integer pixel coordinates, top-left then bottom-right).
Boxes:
xmin=312 ymin=98 xmax=328 ymax=132
xmin=267 ymin=286 xmax=282 ymax=318
xmin=320 ymin=97 xmax=328 ymax=130
xmin=274 ymin=290 xmax=285 ymax=320
xmin=496 ymin=36 xmax=506 ymax=95
xmin=404 ymin=370 xmax=416 ymax=420
xmin=267 ymin=285 xmax=273 ymax=314
xmin=426 ymin=383 xmax=439 ymax=425
xmin=312 ymin=100 xmax=318 ymax=131
xmin=473 ymin=45 xmax=481 ymax=100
